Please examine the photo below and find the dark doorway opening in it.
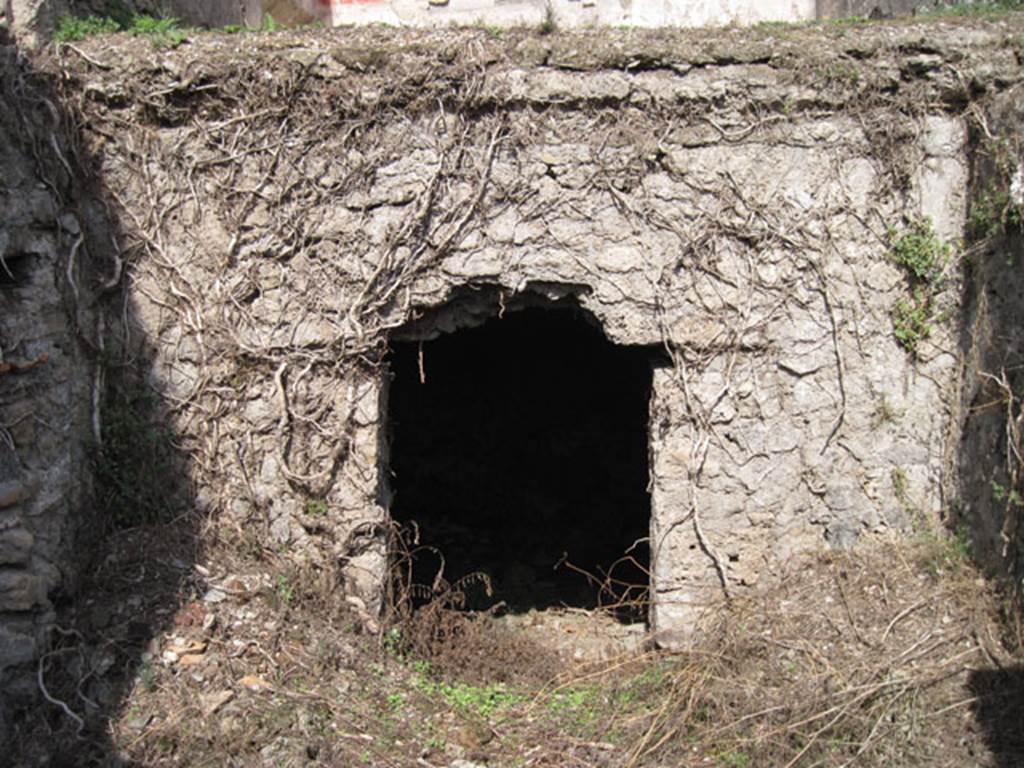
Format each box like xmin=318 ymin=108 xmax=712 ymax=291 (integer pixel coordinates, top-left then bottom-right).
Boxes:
xmin=388 ymin=302 xmax=653 ymax=619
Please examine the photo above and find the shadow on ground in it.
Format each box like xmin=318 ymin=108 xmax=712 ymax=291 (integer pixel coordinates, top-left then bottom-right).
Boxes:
xmin=2 ymin=32 xmax=201 ymax=767
xmin=968 ymin=666 xmax=1024 ymax=768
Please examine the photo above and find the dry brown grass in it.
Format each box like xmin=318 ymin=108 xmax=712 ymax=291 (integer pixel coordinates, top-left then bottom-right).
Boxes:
xmin=11 ymin=526 xmax=1023 ymax=768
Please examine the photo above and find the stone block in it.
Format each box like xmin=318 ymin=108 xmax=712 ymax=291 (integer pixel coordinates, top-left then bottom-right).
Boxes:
xmin=0 ymin=481 xmax=28 ymax=509
xmin=0 ymin=570 xmax=41 ymax=611
xmin=0 ymin=625 xmax=36 ymax=671
xmin=0 ymin=524 xmax=33 ymax=565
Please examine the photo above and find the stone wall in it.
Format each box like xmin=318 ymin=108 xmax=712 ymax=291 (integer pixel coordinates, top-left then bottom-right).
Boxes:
xmin=2 ymin=14 xmax=1024 ymax=697
xmin=0 ymin=31 xmax=104 ymax=715
xmin=957 ymin=85 xmax=1024 ymax=589
xmin=39 ymin=21 xmax=1018 ymax=646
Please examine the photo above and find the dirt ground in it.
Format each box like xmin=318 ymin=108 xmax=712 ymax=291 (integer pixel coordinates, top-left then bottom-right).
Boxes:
xmin=8 ymin=517 xmax=1023 ymax=768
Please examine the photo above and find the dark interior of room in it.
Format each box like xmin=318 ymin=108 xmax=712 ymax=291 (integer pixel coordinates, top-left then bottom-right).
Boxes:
xmin=387 ymin=305 xmax=653 ymax=619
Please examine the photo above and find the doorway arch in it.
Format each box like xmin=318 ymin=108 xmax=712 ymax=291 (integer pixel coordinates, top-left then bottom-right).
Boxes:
xmin=385 ymin=288 xmax=655 ymax=619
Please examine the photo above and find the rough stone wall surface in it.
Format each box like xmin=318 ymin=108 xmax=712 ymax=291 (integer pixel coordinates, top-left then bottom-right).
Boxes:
xmin=957 ymin=85 xmax=1024 ymax=588
xmin=1 ymin=17 xmax=1023 ymax=689
xmin=236 ymin=0 xmax=964 ymax=30
xmin=38 ymin=21 xmax=1018 ymax=649
xmin=0 ymin=36 xmax=101 ymax=717
xmin=303 ymin=0 xmax=815 ymax=30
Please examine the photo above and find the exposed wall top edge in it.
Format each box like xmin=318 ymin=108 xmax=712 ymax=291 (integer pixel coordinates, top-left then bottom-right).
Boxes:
xmin=35 ymin=15 xmax=1024 ymax=117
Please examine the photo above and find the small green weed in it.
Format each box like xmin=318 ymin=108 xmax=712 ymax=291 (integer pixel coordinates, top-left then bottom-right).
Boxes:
xmin=616 ymin=658 xmax=674 ymax=705
xmin=539 ymin=3 xmax=557 ymax=34
xmin=969 ymin=137 xmax=1023 ymax=241
xmin=888 ymin=218 xmax=951 ymax=354
xmin=55 ymin=11 xmax=189 ymax=48
xmin=971 ymin=184 xmax=1023 ymax=239
xmin=384 ymin=627 xmax=404 ymax=658
xmin=892 ymin=289 xmax=934 ymax=352
xmin=305 ymin=498 xmax=329 ymax=517
xmin=276 ymin=573 xmax=295 ymax=605
xmin=828 ymin=14 xmax=871 ymax=25
xmin=718 ymin=750 xmax=752 ymax=768
xmin=992 ymin=479 xmax=1024 ymax=507
xmin=547 ymin=688 xmax=591 ymax=711
xmin=407 ymin=662 xmax=522 ymax=717
xmin=889 ymin=218 xmax=950 ymax=282
xmin=872 ymin=396 xmax=903 ymax=428
xmin=891 ymin=466 xmax=918 ymax=521
xmin=424 ymin=733 xmax=446 ymax=750
xmin=438 ymin=684 xmax=524 ymax=720
xmin=54 ymin=15 xmax=120 ymax=42
xmin=129 ymin=15 xmax=187 ymax=49
xmin=915 ymin=524 xmax=972 ymax=576
xmin=544 ymin=685 xmax=603 ymax=729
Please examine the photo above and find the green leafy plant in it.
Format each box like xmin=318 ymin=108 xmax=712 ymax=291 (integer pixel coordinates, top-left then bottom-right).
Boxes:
xmin=971 ymin=184 xmax=1023 ymax=238
xmin=718 ymin=751 xmax=752 ymax=768
xmin=383 ymin=627 xmax=404 ymax=658
xmin=915 ymin=523 xmax=972 ymax=577
xmin=993 ymin=479 xmax=1024 ymax=507
xmin=129 ymin=15 xmax=187 ymax=49
xmin=305 ymin=498 xmax=328 ymax=517
xmin=55 ymin=11 xmax=189 ymax=48
xmin=888 ymin=218 xmax=951 ymax=354
xmin=969 ymin=138 xmax=1023 ymax=240
xmin=54 ymin=15 xmax=120 ymax=41
xmin=889 ymin=218 xmax=950 ymax=282
xmin=440 ymin=680 xmax=522 ymax=716
xmin=276 ymin=573 xmax=295 ymax=605
xmin=892 ymin=289 xmax=934 ymax=352
xmin=539 ymin=3 xmax=557 ymax=34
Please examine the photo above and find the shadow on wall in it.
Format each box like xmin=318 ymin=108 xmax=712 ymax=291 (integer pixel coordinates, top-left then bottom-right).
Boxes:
xmin=954 ymin=86 xmax=1024 ymax=768
xmin=968 ymin=667 xmax=1024 ymax=767
xmin=1 ymin=29 xmax=202 ymax=765
xmin=955 ymin=84 xmax=1024 ymax=599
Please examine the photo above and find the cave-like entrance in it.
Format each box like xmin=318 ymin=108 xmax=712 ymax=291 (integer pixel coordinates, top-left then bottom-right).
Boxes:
xmin=387 ymin=289 xmax=654 ymax=621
